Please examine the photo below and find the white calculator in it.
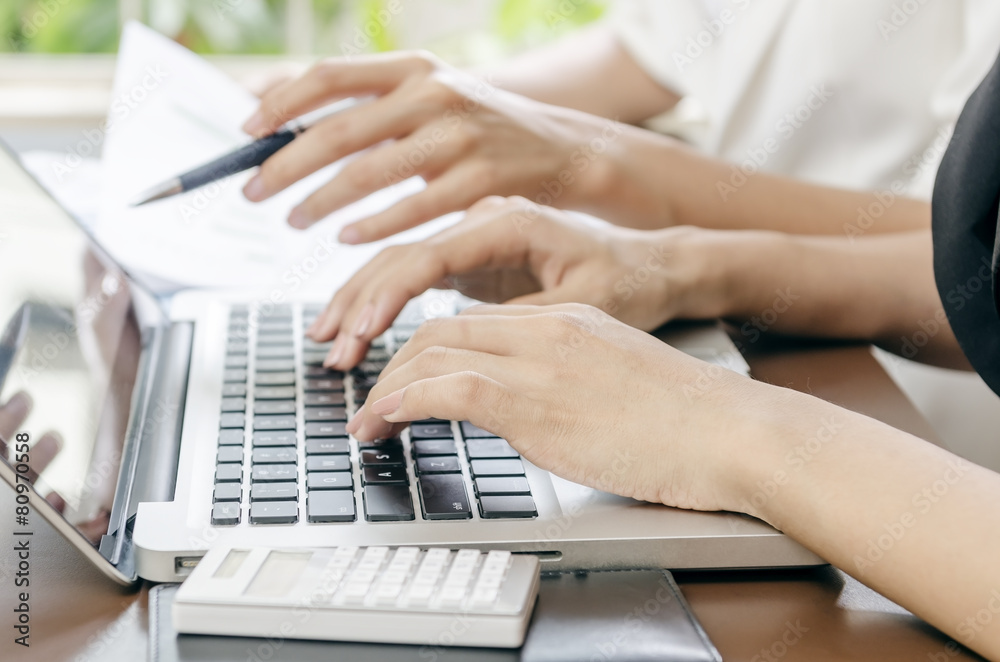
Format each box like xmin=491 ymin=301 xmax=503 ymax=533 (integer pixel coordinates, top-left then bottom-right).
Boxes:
xmin=172 ymin=545 xmax=541 ymax=648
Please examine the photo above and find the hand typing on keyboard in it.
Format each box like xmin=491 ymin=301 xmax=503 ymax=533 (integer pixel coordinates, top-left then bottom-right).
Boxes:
xmin=307 ymin=196 xmax=723 ymax=370
xmin=345 ymin=302 xmax=756 ymax=514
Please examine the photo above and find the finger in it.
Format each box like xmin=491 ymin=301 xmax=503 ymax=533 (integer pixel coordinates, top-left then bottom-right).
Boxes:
xmin=505 ymin=287 xmax=579 ymax=307
xmin=353 ymin=372 xmax=516 ymax=442
xmin=77 ymin=510 xmax=111 ymax=544
xmin=244 ymin=92 xmax=426 ymax=205
xmin=287 ymin=124 xmax=471 ymax=229
xmin=25 ymin=432 xmax=62 ymax=481
xmin=0 ymin=391 xmax=32 ymax=441
xmin=339 ymin=167 xmax=489 ymax=244
xmin=45 ymin=491 xmax=66 ymax=513
xmin=244 ymin=52 xmax=437 ymax=136
xmin=458 ymin=302 xmax=586 ymax=317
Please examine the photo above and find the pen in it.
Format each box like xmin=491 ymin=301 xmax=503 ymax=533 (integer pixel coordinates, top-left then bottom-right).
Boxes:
xmin=130 ymin=97 xmax=363 ymax=206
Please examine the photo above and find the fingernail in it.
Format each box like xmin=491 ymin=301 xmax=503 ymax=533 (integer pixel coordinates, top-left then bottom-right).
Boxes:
xmin=306 ymin=317 xmax=320 ymax=337
xmin=7 ymin=391 xmax=32 ymax=415
xmin=243 ymin=175 xmax=265 ymax=201
xmin=288 ymin=207 xmax=310 ymax=229
xmin=323 ymin=340 xmax=343 ymax=368
xmin=352 ymin=303 xmax=374 ymax=338
xmin=243 ymin=111 xmax=264 ymax=134
xmin=339 ymin=225 xmax=362 ymax=244
xmin=371 ymin=390 xmax=403 ymax=416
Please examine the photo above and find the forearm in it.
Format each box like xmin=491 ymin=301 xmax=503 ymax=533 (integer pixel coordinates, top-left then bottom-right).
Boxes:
xmin=587 ymin=133 xmax=930 ymax=235
xmin=480 ymin=25 xmax=680 ymax=122
xmin=674 ymin=227 xmax=967 ymax=368
xmin=729 ymin=387 xmax=1000 ymax=659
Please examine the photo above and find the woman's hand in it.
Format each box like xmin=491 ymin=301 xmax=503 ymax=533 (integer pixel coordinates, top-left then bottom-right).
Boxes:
xmin=308 ymin=196 xmax=724 ymax=370
xmin=346 ymin=303 xmax=756 ymax=512
xmin=240 ymin=51 xmax=647 ymax=243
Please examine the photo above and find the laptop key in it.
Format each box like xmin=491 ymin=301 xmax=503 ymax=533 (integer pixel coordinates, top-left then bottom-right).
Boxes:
xmin=218 ymin=429 xmax=244 ymax=446
xmin=303 ymin=365 xmax=345 ymax=378
xmin=360 ymin=447 xmax=405 ymax=466
xmin=306 ymin=438 xmax=350 ymax=455
xmin=251 ymin=482 xmax=298 ymax=502
xmin=460 ymin=421 xmax=499 ymax=439
xmin=251 ymin=464 xmax=298 ymax=482
xmin=418 ymin=474 xmax=472 ymax=520
xmin=363 ymin=466 xmax=408 ymax=485
xmin=411 ymin=439 xmax=457 ymax=456
xmin=213 ymin=483 xmax=242 ymax=502
xmin=252 ymin=430 xmax=297 ymax=447
xmin=226 ymin=341 xmax=249 ymax=355
xmin=253 ymin=415 xmax=297 ymax=431
xmin=470 ymin=459 xmax=525 ymax=477
xmin=220 ymin=397 xmax=246 ymax=413
xmin=474 ymin=476 xmax=531 ymax=496
xmin=223 ymin=369 xmax=247 ymax=383
xmin=252 ymin=447 xmax=296 ymax=464
xmin=479 ymin=495 xmax=537 ymax=519
xmin=219 ymin=413 xmax=245 ymax=429
xmin=254 ymin=400 xmax=296 ymax=415
xmin=305 ymin=422 xmax=348 ymax=438
xmin=363 ymin=485 xmax=415 ymax=522
xmin=307 ymin=490 xmax=356 ymax=523
xmin=215 ymin=464 xmax=242 ymax=482
xmin=304 ymin=378 xmax=344 ymax=392
xmin=255 ymin=386 xmax=296 ymax=400
xmin=255 ymin=372 xmax=295 ymax=386
xmin=217 ymin=446 xmax=243 ymax=463
xmin=409 ymin=423 xmax=454 ymax=440
xmin=306 ymin=455 xmax=351 ymax=472
xmin=465 ymin=438 xmax=519 ymax=460
xmin=256 ymin=345 xmax=294 ymax=359
xmin=304 ymin=392 xmax=346 ymax=407
xmin=250 ymin=501 xmax=298 ymax=525
xmin=304 ymin=406 xmax=348 ymax=422
xmin=302 ymin=352 xmax=332 ymax=367
xmin=416 ymin=456 xmax=462 ymax=474
xmin=224 ymin=355 xmax=248 ymax=369
xmin=255 ymin=358 xmax=295 ymax=372
xmin=222 ymin=383 xmax=247 ymax=397
xmin=211 ymin=502 xmax=240 ymax=526
xmin=307 ymin=471 xmax=353 ymax=490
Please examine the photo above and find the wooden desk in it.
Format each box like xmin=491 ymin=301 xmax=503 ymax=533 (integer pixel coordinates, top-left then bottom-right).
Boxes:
xmin=0 ymin=340 xmax=986 ymax=662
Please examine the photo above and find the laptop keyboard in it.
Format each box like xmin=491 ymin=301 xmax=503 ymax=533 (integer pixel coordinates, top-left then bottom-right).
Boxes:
xmin=210 ymin=303 xmax=538 ymax=527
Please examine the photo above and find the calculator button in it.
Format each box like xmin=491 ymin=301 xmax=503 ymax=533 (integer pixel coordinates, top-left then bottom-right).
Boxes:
xmin=252 ymin=430 xmax=297 ymax=447
xmin=307 ymin=490 xmax=356 ymax=523
xmin=213 ymin=483 xmax=241 ymax=502
xmin=251 ymin=464 xmax=298 ymax=482
xmin=219 ymin=413 xmax=245 ymax=429
xmin=215 ymin=464 xmax=242 ymax=482
xmin=218 ymin=429 xmax=245 ymax=446
xmin=220 ymin=397 xmax=246 ymax=413
xmin=305 ymin=422 xmax=348 ymax=438
xmin=250 ymin=501 xmax=298 ymax=524
xmin=465 ymin=438 xmax=519 ymax=459
xmin=470 ymin=459 xmax=524 ymax=477
xmin=411 ymin=439 xmax=457 ymax=456
xmin=252 ymin=447 xmax=296 ymax=464
xmin=418 ymin=474 xmax=472 ymax=520
xmin=251 ymin=482 xmax=298 ymax=501
xmin=363 ymin=485 xmax=415 ymax=521
xmin=415 ymin=456 xmax=461 ymax=474
xmin=211 ymin=502 xmax=240 ymax=525
xmin=216 ymin=446 xmax=243 ymax=463
xmin=307 ymin=472 xmax=354 ymax=490
xmin=479 ymin=495 xmax=537 ymax=519
xmin=306 ymin=455 xmax=351 ymax=473
xmin=305 ymin=438 xmax=350 ymax=455
xmin=474 ymin=476 xmax=531 ymax=496
xmin=363 ymin=466 xmax=408 ymax=484
xmin=253 ymin=400 xmax=296 ymax=415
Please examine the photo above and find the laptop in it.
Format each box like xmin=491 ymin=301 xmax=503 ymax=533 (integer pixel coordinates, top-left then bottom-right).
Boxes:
xmin=0 ymin=142 xmax=822 ymax=586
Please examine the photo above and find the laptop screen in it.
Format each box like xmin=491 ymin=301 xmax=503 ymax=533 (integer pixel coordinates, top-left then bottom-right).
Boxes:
xmin=0 ymin=145 xmax=151 ymax=548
